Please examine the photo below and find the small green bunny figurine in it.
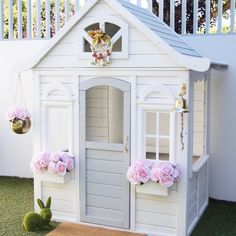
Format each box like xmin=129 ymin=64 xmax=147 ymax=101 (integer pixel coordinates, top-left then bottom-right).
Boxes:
xmin=22 ymin=197 xmax=52 ymax=232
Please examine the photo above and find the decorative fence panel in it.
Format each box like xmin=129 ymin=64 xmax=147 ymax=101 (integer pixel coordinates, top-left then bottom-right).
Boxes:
xmin=0 ymin=0 xmax=235 ymax=40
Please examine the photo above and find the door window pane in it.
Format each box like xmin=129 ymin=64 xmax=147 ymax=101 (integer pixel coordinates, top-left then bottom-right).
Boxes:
xmin=146 ymin=112 xmax=156 ymax=135
xmin=86 ymin=85 xmax=123 ymax=143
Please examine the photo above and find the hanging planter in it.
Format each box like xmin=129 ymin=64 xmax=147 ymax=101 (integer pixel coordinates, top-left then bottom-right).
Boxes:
xmin=88 ymin=29 xmax=112 ymax=66
xmin=5 ymin=74 xmax=31 ymax=134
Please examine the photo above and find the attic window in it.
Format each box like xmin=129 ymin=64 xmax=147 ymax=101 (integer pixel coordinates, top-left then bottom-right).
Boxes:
xmin=84 ymin=22 xmax=121 ymax=52
xmin=79 ymin=17 xmax=128 ymax=58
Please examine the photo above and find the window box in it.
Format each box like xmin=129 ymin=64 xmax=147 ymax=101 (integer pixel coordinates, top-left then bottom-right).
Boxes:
xmin=35 ymin=171 xmax=72 ymax=184
xmin=136 ymin=181 xmax=169 ymax=196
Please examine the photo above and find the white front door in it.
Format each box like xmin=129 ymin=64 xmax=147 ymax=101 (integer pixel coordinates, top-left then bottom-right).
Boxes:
xmin=79 ymin=78 xmax=130 ymax=229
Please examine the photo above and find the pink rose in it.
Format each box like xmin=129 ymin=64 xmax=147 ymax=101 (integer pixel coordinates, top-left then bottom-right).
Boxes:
xmin=50 ymin=152 xmax=61 ymax=162
xmin=173 ymin=167 xmax=180 ymax=180
xmin=56 ymin=161 xmax=67 ymax=176
xmin=5 ymin=106 xmax=16 ymax=121
xmin=136 ymin=165 xmax=150 ymax=184
xmin=30 ymin=158 xmax=43 ymax=173
xmin=39 ymin=152 xmax=50 ymax=168
xmin=127 ymin=166 xmax=140 ymax=185
xmin=160 ymin=162 xmax=174 ymax=175
xmin=150 ymin=167 xmax=161 ymax=182
xmin=159 ymin=172 xmax=174 ymax=187
xmin=14 ymin=107 xmax=29 ymax=120
xmin=60 ymin=152 xmax=70 ymax=162
xmin=48 ymin=161 xmax=57 ymax=174
xmin=63 ymin=157 xmax=74 ymax=171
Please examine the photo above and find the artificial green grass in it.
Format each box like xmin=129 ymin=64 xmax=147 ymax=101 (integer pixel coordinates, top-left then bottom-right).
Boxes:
xmin=191 ymin=198 xmax=236 ymax=236
xmin=0 ymin=176 xmax=56 ymax=236
xmin=1 ymin=176 xmax=236 ymax=236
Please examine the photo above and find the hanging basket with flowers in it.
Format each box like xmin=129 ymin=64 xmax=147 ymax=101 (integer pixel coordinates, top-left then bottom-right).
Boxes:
xmin=88 ymin=28 xmax=112 ymax=66
xmin=5 ymin=74 xmax=31 ymax=134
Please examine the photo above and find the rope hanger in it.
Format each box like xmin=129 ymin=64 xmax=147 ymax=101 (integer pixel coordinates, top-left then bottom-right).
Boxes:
xmin=13 ymin=73 xmax=27 ymax=107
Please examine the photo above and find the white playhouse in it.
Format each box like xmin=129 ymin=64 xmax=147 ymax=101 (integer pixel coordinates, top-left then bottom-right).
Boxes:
xmin=25 ymin=0 xmax=221 ymax=235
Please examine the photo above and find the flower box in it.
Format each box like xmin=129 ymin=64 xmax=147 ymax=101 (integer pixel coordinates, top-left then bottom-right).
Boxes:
xmin=35 ymin=171 xmax=72 ymax=184
xmin=136 ymin=181 xmax=169 ymax=196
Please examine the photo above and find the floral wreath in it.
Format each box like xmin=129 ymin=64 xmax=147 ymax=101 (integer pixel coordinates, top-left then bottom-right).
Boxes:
xmin=87 ymin=29 xmax=112 ymax=66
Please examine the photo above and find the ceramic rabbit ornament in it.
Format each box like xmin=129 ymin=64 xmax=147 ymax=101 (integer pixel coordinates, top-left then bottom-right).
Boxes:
xmin=22 ymin=197 xmax=52 ymax=232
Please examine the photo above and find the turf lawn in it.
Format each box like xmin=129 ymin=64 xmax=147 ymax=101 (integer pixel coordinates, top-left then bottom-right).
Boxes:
xmin=0 ymin=176 xmax=236 ymax=236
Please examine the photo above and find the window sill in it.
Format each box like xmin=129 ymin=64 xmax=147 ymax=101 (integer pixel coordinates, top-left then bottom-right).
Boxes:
xmin=192 ymin=155 xmax=209 ymax=172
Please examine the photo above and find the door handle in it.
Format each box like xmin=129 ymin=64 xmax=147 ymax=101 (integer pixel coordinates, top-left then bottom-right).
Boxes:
xmin=124 ymin=136 xmax=128 ymax=153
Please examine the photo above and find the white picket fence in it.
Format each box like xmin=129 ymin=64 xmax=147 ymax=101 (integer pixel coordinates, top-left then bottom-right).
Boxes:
xmin=0 ymin=0 xmax=235 ymax=40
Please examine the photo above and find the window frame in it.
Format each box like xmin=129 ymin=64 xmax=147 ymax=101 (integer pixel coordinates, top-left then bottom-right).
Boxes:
xmin=78 ymin=16 xmax=129 ymax=59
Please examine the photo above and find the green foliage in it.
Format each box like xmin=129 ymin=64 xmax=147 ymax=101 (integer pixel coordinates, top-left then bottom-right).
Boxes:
xmin=0 ymin=176 xmax=57 ymax=236
xmin=3 ymin=0 xmax=75 ymax=39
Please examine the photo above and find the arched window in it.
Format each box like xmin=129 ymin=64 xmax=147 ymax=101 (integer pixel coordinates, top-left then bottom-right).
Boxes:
xmin=78 ymin=17 xmax=128 ymax=58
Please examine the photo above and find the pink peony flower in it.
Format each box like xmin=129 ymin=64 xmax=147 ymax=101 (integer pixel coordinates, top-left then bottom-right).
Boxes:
xmin=56 ymin=161 xmax=67 ymax=176
xmin=50 ymin=152 xmax=61 ymax=163
xmin=39 ymin=152 xmax=50 ymax=168
xmin=150 ymin=166 xmax=161 ymax=182
xmin=173 ymin=167 xmax=180 ymax=180
xmin=63 ymin=157 xmax=74 ymax=171
xmin=127 ymin=160 xmax=151 ymax=185
xmin=14 ymin=107 xmax=29 ymax=120
xmin=136 ymin=164 xmax=150 ymax=184
xmin=5 ymin=106 xmax=30 ymax=121
xmin=127 ymin=166 xmax=140 ymax=185
xmin=5 ymin=106 xmax=16 ymax=120
xmin=47 ymin=161 xmax=57 ymax=174
xmin=160 ymin=162 xmax=174 ymax=175
xmin=60 ymin=152 xmax=70 ymax=162
xmin=30 ymin=158 xmax=43 ymax=173
xmin=159 ymin=172 xmax=174 ymax=187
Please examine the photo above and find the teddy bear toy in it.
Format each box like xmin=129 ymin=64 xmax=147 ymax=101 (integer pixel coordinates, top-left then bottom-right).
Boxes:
xmin=22 ymin=197 xmax=52 ymax=232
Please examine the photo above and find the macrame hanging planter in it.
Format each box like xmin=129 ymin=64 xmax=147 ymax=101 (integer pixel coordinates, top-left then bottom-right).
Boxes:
xmin=88 ymin=29 xmax=113 ymax=66
xmin=5 ymin=74 xmax=31 ymax=134
xmin=173 ymin=83 xmax=188 ymax=151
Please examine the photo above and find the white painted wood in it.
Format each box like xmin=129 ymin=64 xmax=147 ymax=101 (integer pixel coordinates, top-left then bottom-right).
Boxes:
xmin=192 ymin=155 xmax=209 ymax=172
xmin=169 ymin=112 xmax=176 ymax=164
xmin=218 ymin=0 xmax=223 ymax=33
xmin=55 ymin=0 xmax=60 ymax=32
xmin=36 ymin=0 xmax=41 ymax=39
xmin=181 ymin=0 xmax=187 ymax=34
xmin=65 ymin=0 xmax=70 ymax=22
xmin=45 ymin=0 xmax=50 ymax=39
xmin=170 ymin=0 xmax=175 ymax=30
xmin=27 ymin=0 xmax=32 ymax=39
xmin=8 ymin=0 xmax=13 ymax=39
xmin=136 ymin=182 xmax=169 ymax=196
xmin=193 ymin=0 xmax=198 ymax=34
xmin=158 ymin=0 xmax=164 ymax=21
xmin=75 ymin=0 xmax=80 ymax=12
xmin=147 ymin=0 xmax=153 ymax=12
xmin=0 ymin=0 xmax=3 ymax=39
xmin=205 ymin=0 xmax=210 ymax=34
xmin=35 ymin=171 xmax=72 ymax=183
xmin=231 ymin=0 xmax=235 ymax=33
xmin=22 ymin=0 xmax=210 ymax=73
xmin=155 ymin=112 xmax=160 ymax=160
xmin=17 ymin=0 xmax=22 ymax=39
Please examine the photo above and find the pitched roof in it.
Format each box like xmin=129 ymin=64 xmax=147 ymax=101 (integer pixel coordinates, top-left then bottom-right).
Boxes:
xmin=118 ymin=0 xmax=201 ymax=58
xmin=21 ymin=0 xmax=210 ymax=72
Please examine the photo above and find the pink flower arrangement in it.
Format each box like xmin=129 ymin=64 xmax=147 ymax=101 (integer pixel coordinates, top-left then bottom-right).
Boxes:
xmin=31 ymin=151 xmax=74 ymax=176
xmin=5 ymin=106 xmax=31 ymax=121
xmin=127 ymin=160 xmax=180 ymax=188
